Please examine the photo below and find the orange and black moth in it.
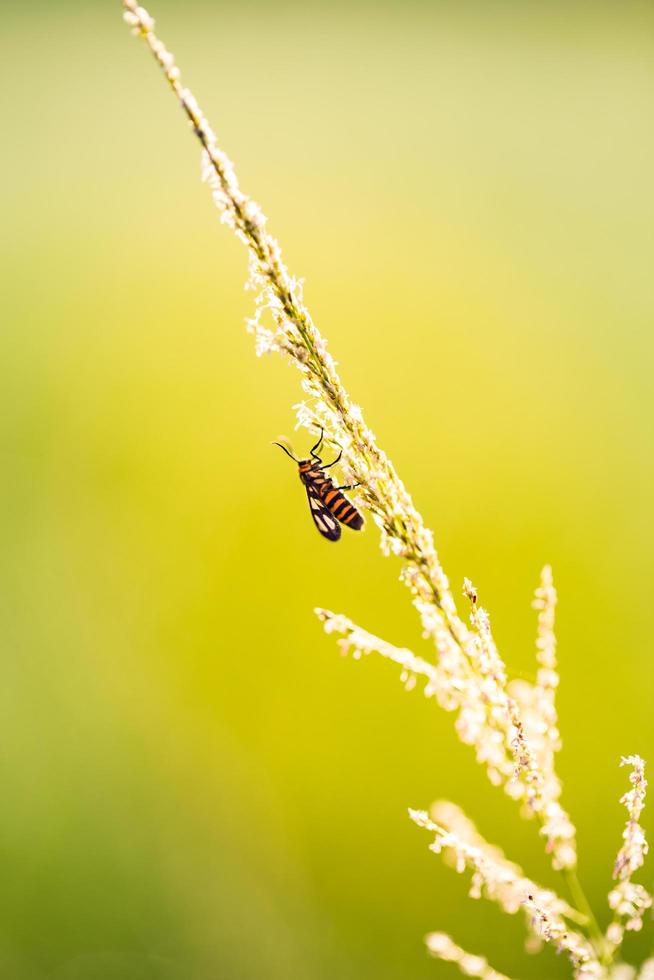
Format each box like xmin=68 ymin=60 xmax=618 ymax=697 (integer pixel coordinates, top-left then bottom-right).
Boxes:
xmin=274 ymin=430 xmax=364 ymax=541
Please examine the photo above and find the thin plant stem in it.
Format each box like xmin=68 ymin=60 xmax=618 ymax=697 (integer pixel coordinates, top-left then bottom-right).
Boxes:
xmin=561 ymin=864 xmax=605 ymax=955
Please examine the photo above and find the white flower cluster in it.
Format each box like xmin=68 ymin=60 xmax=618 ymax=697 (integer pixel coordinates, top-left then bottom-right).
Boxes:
xmin=410 ymin=806 xmax=599 ymax=977
xmin=605 ymin=757 xmax=652 ymax=952
xmin=508 ymin=569 xmax=560 ymax=782
xmin=507 ymin=567 xmax=576 ymax=869
xmin=615 ymin=756 xmax=649 ymax=881
xmin=316 ymin=609 xmax=440 ymax=694
xmin=123 ymin=4 xmax=154 ymax=33
xmin=122 ymin=4 xmax=321 ymax=386
xmin=607 ymin=880 xmax=652 ymax=935
xmin=425 ymin=931 xmax=514 ymax=980
xmin=317 ymin=572 xmax=577 ymax=871
xmin=523 ymin=895 xmax=605 ymax=979
xmin=609 ymin=968 xmax=638 ymax=980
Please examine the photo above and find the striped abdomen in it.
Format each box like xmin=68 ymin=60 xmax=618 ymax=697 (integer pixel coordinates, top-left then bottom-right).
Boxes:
xmin=297 ymin=459 xmax=364 ymax=539
xmin=317 ymin=480 xmax=363 ymax=529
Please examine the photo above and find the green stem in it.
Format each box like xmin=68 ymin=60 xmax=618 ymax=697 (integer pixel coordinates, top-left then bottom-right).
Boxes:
xmin=560 ymin=864 xmax=605 ymax=955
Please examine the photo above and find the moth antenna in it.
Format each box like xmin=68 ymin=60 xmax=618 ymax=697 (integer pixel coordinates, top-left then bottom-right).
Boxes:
xmin=272 ymin=441 xmax=299 ymax=462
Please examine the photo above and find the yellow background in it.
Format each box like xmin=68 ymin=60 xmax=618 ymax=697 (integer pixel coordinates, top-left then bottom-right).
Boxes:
xmin=1 ymin=2 xmax=653 ymax=977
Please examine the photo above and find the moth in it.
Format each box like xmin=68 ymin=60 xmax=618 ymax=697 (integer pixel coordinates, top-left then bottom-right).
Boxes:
xmin=274 ymin=429 xmax=364 ymax=541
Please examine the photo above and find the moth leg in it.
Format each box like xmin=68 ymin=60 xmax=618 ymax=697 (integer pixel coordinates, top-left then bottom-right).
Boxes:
xmin=322 ymin=448 xmax=343 ymax=469
xmin=335 ymin=482 xmax=360 ymax=491
xmin=310 ymin=427 xmax=324 ymax=460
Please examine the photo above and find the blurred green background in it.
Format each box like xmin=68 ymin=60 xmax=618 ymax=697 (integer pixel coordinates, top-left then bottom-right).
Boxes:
xmin=1 ymin=1 xmax=653 ymax=977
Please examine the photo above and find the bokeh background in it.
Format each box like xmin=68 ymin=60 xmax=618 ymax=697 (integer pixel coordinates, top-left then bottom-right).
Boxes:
xmin=2 ymin=1 xmax=654 ymax=977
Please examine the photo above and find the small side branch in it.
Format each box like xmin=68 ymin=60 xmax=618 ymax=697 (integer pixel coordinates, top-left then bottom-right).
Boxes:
xmin=425 ymin=931 xmax=516 ymax=980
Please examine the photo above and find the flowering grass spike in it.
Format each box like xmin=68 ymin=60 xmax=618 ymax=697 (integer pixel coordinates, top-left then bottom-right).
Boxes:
xmin=121 ymin=4 xmax=651 ymax=975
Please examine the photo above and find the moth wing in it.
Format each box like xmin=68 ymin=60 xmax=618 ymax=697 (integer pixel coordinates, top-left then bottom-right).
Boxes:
xmin=306 ymin=484 xmax=341 ymax=541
